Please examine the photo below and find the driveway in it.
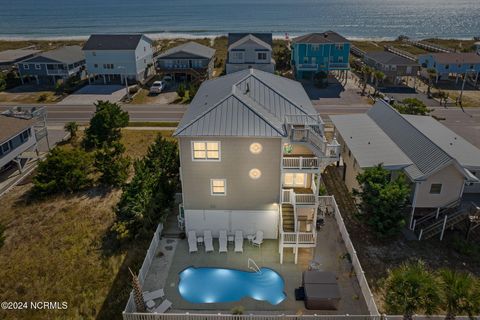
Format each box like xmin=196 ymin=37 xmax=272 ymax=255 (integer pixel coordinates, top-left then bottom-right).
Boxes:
xmin=60 ymin=85 xmax=126 ymax=105
xmin=303 ymin=77 xmax=371 ymax=106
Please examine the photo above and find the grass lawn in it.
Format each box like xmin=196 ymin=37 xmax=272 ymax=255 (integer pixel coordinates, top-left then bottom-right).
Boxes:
xmin=0 ymin=89 xmax=62 ymax=104
xmin=0 ymin=130 xmax=168 ymax=320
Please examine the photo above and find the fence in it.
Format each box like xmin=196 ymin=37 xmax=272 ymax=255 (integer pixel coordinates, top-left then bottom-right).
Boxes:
xmin=124 ymin=223 xmax=164 ymax=313
xmin=124 ymin=314 xmax=380 ymax=320
xmin=318 ymin=196 xmax=380 ymax=316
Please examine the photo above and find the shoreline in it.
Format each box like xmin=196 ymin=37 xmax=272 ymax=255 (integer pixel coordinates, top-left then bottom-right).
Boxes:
xmin=0 ymin=33 xmax=476 ymax=42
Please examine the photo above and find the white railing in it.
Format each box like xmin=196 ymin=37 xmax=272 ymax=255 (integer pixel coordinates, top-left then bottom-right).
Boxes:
xmin=124 ymin=314 xmax=381 ymax=320
xmin=295 ymin=193 xmax=317 ymax=205
xmin=282 ymin=156 xmax=320 ymax=169
xmin=124 ymin=223 xmax=164 ymax=313
xmin=319 ymin=196 xmax=380 ymax=316
xmin=297 ymin=63 xmax=318 ymax=70
xmin=281 ymin=232 xmax=315 ymax=245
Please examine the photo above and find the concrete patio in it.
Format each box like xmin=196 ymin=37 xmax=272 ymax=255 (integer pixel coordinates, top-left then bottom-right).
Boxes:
xmin=142 ymin=214 xmax=369 ymax=315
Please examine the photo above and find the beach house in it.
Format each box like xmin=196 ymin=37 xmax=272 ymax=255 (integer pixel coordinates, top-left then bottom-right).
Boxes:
xmin=0 ymin=47 xmax=40 ymax=71
xmin=291 ymin=31 xmax=350 ymax=80
xmin=174 ymin=68 xmax=341 ymax=263
xmin=363 ymin=51 xmax=420 ymax=84
xmin=418 ymin=52 xmax=480 ymax=83
xmin=331 ymin=100 xmax=480 ymax=238
xmin=16 ymin=46 xmax=85 ymax=85
xmin=226 ymin=33 xmax=275 ymax=74
xmin=156 ymin=41 xmax=215 ymax=82
xmin=83 ymin=34 xmax=154 ymax=84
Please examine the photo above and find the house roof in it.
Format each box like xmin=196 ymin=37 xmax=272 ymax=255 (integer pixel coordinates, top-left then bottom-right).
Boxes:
xmin=174 ymin=69 xmax=318 ymax=137
xmin=0 ymin=48 xmax=41 ymax=64
xmin=331 ymin=100 xmax=480 ymax=182
xmin=227 ymin=33 xmax=273 ymax=47
xmin=83 ymin=34 xmax=151 ymax=51
xmin=292 ymin=31 xmax=349 ymax=44
xmin=424 ymin=52 xmax=480 ymax=65
xmin=0 ymin=115 xmax=35 ymax=144
xmin=157 ymin=41 xmax=215 ymax=59
xmin=228 ymin=34 xmax=272 ymax=51
xmin=20 ymin=46 xmax=84 ymax=64
xmin=365 ymin=51 xmax=419 ymax=66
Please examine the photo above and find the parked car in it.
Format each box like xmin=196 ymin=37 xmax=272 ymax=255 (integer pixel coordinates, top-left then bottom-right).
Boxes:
xmin=149 ymin=81 xmax=164 ymax=94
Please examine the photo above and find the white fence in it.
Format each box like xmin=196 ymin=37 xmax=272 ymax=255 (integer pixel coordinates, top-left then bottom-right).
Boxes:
xmin=318 ymin=196 xmax=380 ymax=316
xmin=124 ymin=223 xmax=164 ymax=313
xmin=124 ymin=314 xmax=380 ymax=320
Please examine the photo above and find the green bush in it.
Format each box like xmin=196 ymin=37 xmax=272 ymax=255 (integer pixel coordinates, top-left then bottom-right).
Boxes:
xmin=37 ymin=93 xmax=48 ymax=102
xmin=94 ymin=142 xmax=130 ymax=187
xmin=177 ymin=83 xmax=186 ymax=98
xmin=393 ymin=98 xmax=432 ymax=116
xmin=32 ymin=147 xmax=94 ymax=196
xmin=0 ymin=75 xmax=6 ymax=91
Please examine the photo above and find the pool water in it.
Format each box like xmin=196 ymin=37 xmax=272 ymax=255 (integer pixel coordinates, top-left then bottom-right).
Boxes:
xmin=178 ymin=267 xmax=286 ymax=305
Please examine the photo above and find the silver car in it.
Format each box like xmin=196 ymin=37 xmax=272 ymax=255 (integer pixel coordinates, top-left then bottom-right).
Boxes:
xmin=149 ymin=81 xmax=164 ymax=94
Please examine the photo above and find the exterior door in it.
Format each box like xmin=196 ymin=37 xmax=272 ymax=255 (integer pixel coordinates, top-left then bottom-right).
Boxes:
xmin=284 ymin=173 xmax=307 ymax=188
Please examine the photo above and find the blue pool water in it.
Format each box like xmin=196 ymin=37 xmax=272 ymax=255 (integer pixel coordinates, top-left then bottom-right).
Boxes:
xmin=178 ymin=267 xmax=286 ymax=305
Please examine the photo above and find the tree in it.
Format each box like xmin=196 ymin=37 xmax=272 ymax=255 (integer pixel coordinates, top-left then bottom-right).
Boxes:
xmin=373 ymin=70 xmax=385 ymax=96
xmin=64 ymin=121 xmax=79 ymax=139
xmin=361 ymin=65 xmax=373 ymax=96
xmin=273 ymin=41 xmax=291 ymax=71
xmin=188 ymin=83 xmax=199 ymax=102
xmin=393 ymin=98 xmax=432 ymax=115
xmin=94 ymin=142 xmax=130 ymax=187
xmin=438 ymin=269 xmax=480 ymax=319
xmin=384 ymin=261 xmax=441 ymax=319
xmin=83 ymin=101 xmax=129 ymax=149
xmin=426 ymin=68 xmax=437 ymax=97
xmin=32 ymin=148 xmax=93 ymax=196
xmin=353 ymin=164 xmax=410 ymax=237
xmin=177 ymin=83 xmax=186 ymax=98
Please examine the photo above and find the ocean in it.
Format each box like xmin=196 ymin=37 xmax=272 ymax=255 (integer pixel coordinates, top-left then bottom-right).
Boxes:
xmin=0 ymin=0 xmax=479 ymax=40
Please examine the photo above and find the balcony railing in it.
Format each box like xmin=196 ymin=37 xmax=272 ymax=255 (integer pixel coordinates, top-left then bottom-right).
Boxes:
xmin=297 ymin=63 xmax=318 ymax=70
xmin=282 ymin=156 xmax=320 ymax=170
xmin=281 ymin=232 xmax=315 ymax=245
xmin=328 ymin=62 xmax=349 ymax=69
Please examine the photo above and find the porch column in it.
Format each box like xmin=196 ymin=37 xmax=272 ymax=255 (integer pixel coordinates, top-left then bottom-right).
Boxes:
xmin=35 ymin=75 xmax=39 ymax=85
xmin=409 ymin=182 xmax=420 ymax=230
xmin=103 ymin=75 xmax=106 ymax=84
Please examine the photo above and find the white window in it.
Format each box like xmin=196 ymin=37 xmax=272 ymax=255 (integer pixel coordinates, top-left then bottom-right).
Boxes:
xmin=192 ymin=141 xmax=220 ymax=161
xmin=338 ymin=56 xmax=344 ymax=63
xmin=23 ymin=64 xmax=29 ymax=70
xmin=284 ymin=173 xmax=307 ymax=188
xmin=335 ymin=44 xmax=344 ymax=50
xmin=430 ymin=184 xmax=442 ymax=194
xmin=35 ymin=64 xmax=41 ymax=70
xmin=257 ymin=52 xmax=267 ymax=61
xmin=211 ymin=179 xmax=226 ymax=196
xmin=312 ymin=44 xmax=320 ymax=51
xmin=232 ymin=51 xmax=244 ymax=61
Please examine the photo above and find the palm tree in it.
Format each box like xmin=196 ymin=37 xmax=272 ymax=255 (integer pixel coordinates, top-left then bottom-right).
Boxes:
xmin=373 ymin=70 xmax=385 ymax=96
xmin=438 ymin=269 xmax=480 ymax=320
xmin=64 ymin=121 xmax=79 ymax=140
xmin=361 ymin=66 xmax=373 ymax=96
xmin=426 ymin=68 xmax=437 ymax=97
xmin=384 ymin=260 xmax=441 ymax=320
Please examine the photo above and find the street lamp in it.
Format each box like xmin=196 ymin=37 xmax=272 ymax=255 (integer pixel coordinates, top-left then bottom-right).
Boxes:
xmin=117 ymin=66 xmax=130 ymax=100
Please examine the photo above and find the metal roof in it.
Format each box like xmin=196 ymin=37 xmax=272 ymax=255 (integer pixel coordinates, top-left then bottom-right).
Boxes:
xmin=157 ymin=41 xmax=215 ymax=59
xmin=20 ymin=46 xmax=84 ymax=64
xmin=0 ymin=48 xmax=40 ymax=64
xmin=83 ymin=34 xmax=152 ymax=51
xmin=0 ymin=115 xmax=35 ymax=144
xmin=364 ymin=51 xmax=419 ymax=66
xmin=292 ymin=31 xmax=349 ymax=44
xmin=174 ymin=69 xmax=319 ymax=137
xmin=421 ymin=52 xmax=480 ymax=65
xmin=227 ymin=33 xmax=273 ymax=47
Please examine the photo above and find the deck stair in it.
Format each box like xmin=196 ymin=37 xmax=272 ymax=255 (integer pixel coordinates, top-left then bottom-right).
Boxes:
xmin=418 ymin=209 xmax=469 ymax=240
xmin=412 ymin=199 xmax=461 ymax=231
xmin=281 ymin=204 xmax=295 ymax=232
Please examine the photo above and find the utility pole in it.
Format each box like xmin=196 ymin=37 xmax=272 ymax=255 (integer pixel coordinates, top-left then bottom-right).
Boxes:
xmin=118 ymin=66 xmax=130 ymax=100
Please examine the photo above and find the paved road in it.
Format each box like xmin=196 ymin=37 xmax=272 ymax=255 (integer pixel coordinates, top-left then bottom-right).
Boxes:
xmin=0 ymin=104 xmax=188 ymax=124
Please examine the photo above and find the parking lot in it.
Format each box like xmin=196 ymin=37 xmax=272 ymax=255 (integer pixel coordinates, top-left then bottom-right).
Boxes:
xmin=60 ymin=85 xmax=127 ymax=105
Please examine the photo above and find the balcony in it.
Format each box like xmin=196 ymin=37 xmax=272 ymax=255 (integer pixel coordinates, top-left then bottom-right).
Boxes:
xmin=328 ymin=62 xmax=349 ymax=69
xmin=282 ymin=156 xmax=320 ymax=171
xmin=297 ymin=63 xmax=318 ymax=71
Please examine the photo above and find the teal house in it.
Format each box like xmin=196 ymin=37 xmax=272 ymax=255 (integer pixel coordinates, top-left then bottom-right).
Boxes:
xmin=291 ymin=31 xmax=350 ymax=80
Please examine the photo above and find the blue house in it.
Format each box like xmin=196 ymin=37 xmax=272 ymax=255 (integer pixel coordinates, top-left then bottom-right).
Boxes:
xmin=291 ymin=31 xmax=350 ymax=80
xmin=418 ymin=52 xmax=480 ymax=83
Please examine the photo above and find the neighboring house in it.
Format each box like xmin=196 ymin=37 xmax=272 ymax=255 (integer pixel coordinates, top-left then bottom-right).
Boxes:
xmin=174 ymin=69 xmax=341 ymax=263
xmin=16 ymin=46 xmax=85 ymax=85
xmin=226 ymin=33 xmax=275 ymax=74
xmin=156 ymin=41 xmax=215 ymax=81
xmin=291 ymin=31 xmax=350 ymax=80
xmin=418 ymin=52 xmax=480 ymax=82
xmin=364 ymin=51 xmax=420 ymax=84
xmin=83 ymin=34 xmax=154 ymax=84
xmin=0 ymin=47 xmax=40 ymax=71
xmin=0 ymin=115 xmax=38 ymax=172
xmin=331 ymin=100 xmax=480 ymax=230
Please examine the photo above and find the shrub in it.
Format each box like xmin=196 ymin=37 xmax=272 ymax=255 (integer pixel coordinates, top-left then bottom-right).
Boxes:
xmin=177 ymin=83 xmax=186 ymax=98
xmin=0 ymin=75 xmax=6 ymax=91
xmin=393 ymin=98 xmax=432 ymax=115
xmin=37 ymin=93 xmax=48 ymax=102
xmin=231 ymin=306 xmax=244 ymax=315
xmin=94 ymin=142 xmax=130 ymax=187
xmin=64 ymin=121 xmax=79 ymax=139
xmin=32 ymin=147 xmax=94 ymax=196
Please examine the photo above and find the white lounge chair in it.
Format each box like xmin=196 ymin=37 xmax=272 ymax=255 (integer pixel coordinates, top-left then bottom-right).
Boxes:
xmin=252 ymin=230 xmax=264 ymax=247
xmin=219 ymin=230 xmax=228 ymax=253
xmin=188 ymin=231 xmax=198 ymax=253
xmin=152 ymin=299 xmax=172 ymax=313
xmin=143 ymin=289 xmax=164 ymax=302
xmin=235 ymin=230 xmax=243 ymax=253
xmin=204 ymin=230 xmax=214 ymax=253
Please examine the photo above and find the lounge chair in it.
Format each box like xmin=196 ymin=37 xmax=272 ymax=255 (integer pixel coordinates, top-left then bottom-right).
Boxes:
xmin=252 ymin=230 xmax=264 ymax=247
xmin=235 ymin=230 xmax=243 ymax=253
xmin=204 ymin=230 xmax=214 ymax=253
xmin=188 ymin=231 xmax=198 ymax=253
xmin=143 ymin=289 xmax=165 ymax=302
xmin=152 ymin=299 xmax=172 ymax=313
xmin=219 ymin=230 xmax=228 ymax=253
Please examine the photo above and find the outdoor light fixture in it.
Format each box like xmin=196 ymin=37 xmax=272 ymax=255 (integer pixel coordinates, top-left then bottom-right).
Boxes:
xmin=249 ymin=168 xmax=262 ymax=179
xmin=249 ymin=142 xmax=263 ymax=154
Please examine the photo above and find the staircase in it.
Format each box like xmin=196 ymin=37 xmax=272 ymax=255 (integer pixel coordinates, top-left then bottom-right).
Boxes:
xmin=418 ymin=209 xmax=469 ymax=240
xmin=281 ymin=204 xmax=295 ymax=232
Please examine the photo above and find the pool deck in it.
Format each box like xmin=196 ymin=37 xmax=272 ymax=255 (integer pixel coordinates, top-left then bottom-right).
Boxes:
xmin=142 ymin=215 xmax=369 ymax=315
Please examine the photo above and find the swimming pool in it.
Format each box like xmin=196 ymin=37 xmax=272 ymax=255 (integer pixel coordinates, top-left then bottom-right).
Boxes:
xmin=178 ymin=267 xmax=286 ymax=305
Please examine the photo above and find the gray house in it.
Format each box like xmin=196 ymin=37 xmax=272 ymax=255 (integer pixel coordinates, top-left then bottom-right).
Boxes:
xmin=226 ymin=33 xmax=275 ymax=74
xmin=0 ymin=47 xmax=40 ymax=71
xmin=364 ymin=51 xmax=420 ymax=84
xmin=174 ymin=68 xmax=340 ymax=263
xmin=156 ymin=41 xmax=215 ymax=81
xmin=16 ymin=46 xmax=85 ymax=85
xmin=83 ymin=34 xmax=154 ymax=84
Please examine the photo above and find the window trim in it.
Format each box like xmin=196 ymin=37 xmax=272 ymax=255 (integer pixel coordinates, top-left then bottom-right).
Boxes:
xmin=35 ymin=64 xmax=41 ymax=70
xmin=210 ymin=178 xmax=227 ymax=196
xmin=191 ymin=141 xmax=221 ymax=161
xmin=257 ymin=52 xmax=267 ymax=61
xmin=23 ymin=64 xmax=29 ymax=70
xmin=429 ymin=183 xmax=442 ymax=194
